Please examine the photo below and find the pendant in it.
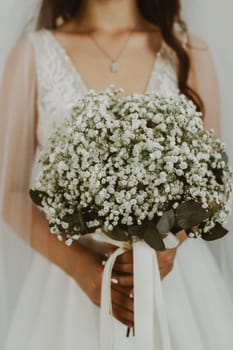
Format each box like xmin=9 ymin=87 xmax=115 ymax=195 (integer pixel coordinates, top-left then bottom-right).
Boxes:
xmin=111 ymin=61 xmax=120 ymax=74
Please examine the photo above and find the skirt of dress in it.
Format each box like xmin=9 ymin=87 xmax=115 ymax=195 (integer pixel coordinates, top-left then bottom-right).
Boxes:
xmin=3 ymin=237 xmax=233 ymax=350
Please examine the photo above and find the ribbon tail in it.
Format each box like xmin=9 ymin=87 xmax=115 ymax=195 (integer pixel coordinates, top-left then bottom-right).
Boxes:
xmin=100 ymin=246 xmax=126 ymax=350
xmin=133 ymin=241 xmax=172 ymax=350
xmin=152 ymin=247 xmax=172 ymax=349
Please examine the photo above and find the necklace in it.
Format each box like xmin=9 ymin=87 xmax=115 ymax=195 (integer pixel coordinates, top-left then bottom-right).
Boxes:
xmin=89 ymin=27 xmax=136 ymax=74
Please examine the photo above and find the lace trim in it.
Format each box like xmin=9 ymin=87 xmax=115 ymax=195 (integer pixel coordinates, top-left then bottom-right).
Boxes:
xmin=29 ymin=29 xmax=179 ymax=148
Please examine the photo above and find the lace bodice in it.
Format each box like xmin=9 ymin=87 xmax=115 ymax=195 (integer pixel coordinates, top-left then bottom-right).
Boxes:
xmin=29 ymin=29 xmax=179 ymax=150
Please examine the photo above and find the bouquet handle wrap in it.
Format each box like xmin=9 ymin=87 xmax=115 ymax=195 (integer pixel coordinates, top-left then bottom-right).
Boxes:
xmin=98 ymin=232 xmax=173 ymax=350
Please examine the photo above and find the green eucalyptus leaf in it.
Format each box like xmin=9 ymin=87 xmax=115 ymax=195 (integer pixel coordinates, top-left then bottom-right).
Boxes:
xmin=106 ymin=227 xmax=129 ymax=242
xmin=202 ymin=222 xmax=228 ymax=241
xmin=144 ymin=222 xmax=165 ymax=251
xmin=85 ymin=226 xmax=100 ymax=234
xmin=29 ymin=189 xmax=47 ymax=207
xmin=213 ymin=168 xmax=224 ymax=185
xmin=62 ymin=209 xmax=88 ymax=234
xmin=221 ymin=151 xmax=229 ymax=167
xmin=77 ymin=209 xmax=87 ymax=234
xmin=127 ymin=225 xmax=143 ymax=237
xmin=171 ymin=225 xmax=182 ymax=234
xmin=175 ymin=200 xmax=210 ymax=230
xmin=62 ymin=212 xmax=80 ymax=225
xmin=83 ymin=210 xmax=99 ymax=222
xmin=156 ymin=209 xmax=175 ymax=233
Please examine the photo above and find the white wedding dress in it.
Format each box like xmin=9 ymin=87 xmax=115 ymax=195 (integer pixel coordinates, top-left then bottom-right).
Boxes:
xmin=3 ymin=29 xmax=233 ymax=350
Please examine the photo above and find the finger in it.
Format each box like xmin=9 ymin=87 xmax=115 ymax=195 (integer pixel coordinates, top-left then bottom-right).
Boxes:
xmin=112 ymin=284 xmax=134 ymax=299
xmin=112 ymin=303 xmax=134 ymax=326
xmin=158 ymin=259 xmax=175 ymax=271
xmin=103 ymin=243 xmax=118 ymax=249
xmin=113 ymin=262 xmax=133 ymax=274
xmin=159 ymin=267 xmax=166 ymax=280
xmin=111 ymin=274 xmax=134 ymax=287
xmin=156 ymin=248 xmax=176 ymax=259
xmin=159 ymin=266 xmax=173 ymax=280
xmin=115 ymin=250 xmax=133 ymax=264
xmin=112 ymin=309 xmax=133 ymax=327
xmin=156 ymin=249 xmax=177 ymax=267
xmin=111 ymin=288 xmax=134 ymax=312
xmin=176 ymin=230 xmax=188 ymax=243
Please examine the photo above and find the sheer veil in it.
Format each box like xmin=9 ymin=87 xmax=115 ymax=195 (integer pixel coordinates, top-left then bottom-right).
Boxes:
xmin=0 ymin=0 xmax=233 ymax=346
xmin=0 ymin=0 xmax=43 ymax=346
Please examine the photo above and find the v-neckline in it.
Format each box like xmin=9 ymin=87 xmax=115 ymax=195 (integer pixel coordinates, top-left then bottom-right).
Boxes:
xmin=44 ymin=29 xmax=165 ymax=95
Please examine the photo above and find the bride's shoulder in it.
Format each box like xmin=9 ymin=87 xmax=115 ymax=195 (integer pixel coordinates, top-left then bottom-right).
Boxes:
xmin=4 ymin=33 xmax=36 ymax=74
xmin=186 ymin=34 xmax=208 ymax=49
xmin=185 ymin=33 xmax=221 ymax=136
xmin=184 ymin=33 xmax=214 ymax=72
xmin=174 ymin=29 xmax=211 ymax=68
xmin=185 ymin=33 xmax=217 ymax=92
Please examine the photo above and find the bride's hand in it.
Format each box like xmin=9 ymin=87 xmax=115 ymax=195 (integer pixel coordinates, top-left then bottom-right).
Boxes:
xmin=110 ymin=230 xmax=188 ymax=281
xmin=79 ymin=231 xmax=187 ymax=328
xmin=105 ymin=244 xmax=178 ymax=327
xmin=72 ymin=247 xmax=134 ymax=327
xmin=112 ymin=247 xmax=176 ymax=281
xmin=156 ymin=230 xmax=188 ymax=279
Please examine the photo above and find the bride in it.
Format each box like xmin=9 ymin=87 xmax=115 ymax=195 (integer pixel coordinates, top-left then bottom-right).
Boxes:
xmin=1 ymin=0 xmax=233 ymax=349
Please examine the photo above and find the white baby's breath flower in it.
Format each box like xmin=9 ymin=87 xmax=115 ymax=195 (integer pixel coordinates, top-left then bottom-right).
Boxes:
xmin=65 ymin=238 xmax=73 ymax=246
xmin=31 ymin=88 xmax=232 ymax=244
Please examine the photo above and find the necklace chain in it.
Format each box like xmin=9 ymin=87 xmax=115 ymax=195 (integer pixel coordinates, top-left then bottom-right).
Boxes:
xmin=89 ymin=27 xmax=136 ymax=73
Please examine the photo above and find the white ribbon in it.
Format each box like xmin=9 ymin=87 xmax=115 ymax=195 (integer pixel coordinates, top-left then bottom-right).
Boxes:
xmin=95 ymin=231 xmax=179 ymax=350
xmin=100 ymin=246 xmax=127 ymax=350
xmin=134 ymin=240 xmax=172 ymax=350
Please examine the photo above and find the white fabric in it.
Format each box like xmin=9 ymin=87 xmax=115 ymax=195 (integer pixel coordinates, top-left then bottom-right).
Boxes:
xmin=2 ymin=28 xmax=233 ymax=350
xmin=3 ymin=240 xmax=233 ymax=349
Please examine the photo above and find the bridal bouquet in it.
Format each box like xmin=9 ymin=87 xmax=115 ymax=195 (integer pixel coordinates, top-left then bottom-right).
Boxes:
xmin=30 ymin=87 xmax=233 ymax=249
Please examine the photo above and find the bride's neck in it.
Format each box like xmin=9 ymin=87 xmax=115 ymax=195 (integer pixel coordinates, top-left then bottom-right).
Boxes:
xmin=76 ymin=0 xmax=143 ymax=32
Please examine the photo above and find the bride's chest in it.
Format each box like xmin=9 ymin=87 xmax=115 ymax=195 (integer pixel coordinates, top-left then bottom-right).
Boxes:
xmin=29 ymin=30 xmax=179 ymax=149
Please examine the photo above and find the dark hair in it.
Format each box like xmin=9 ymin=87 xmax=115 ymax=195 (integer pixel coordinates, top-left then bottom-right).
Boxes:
xmin=38 ymin=0 xmax=203 ymax=113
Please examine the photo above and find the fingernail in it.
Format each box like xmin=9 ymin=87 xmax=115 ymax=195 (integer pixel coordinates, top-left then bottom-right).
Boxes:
xmin=129 ymin=292 xmax=134 ymax=299
xmin=105 ymin=252 xmax=111 ymax=258
xmin=111 ymin=278 xmax=118 ymax=284
xmin=102 ymin=260 xmax=106 ymax=267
